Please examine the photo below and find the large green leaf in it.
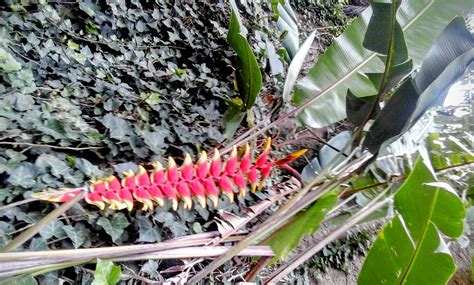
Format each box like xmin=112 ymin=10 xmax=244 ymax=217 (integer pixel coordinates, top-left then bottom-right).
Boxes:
xmin=293 ymin=0 xmax=471 ymax=128
xmin=363 ymin=17 xmax=473 ymax=154
xmin=266 ymin=190 xmax=338 ymax=262
xmin=227 ymin=0 xmax=262 ymax=110
xmin=282 ymin=31 xmax=316 ymax=101
xmin=359 ymin=156 xmax=465 ymax=284
xmin=274 ymin=0 xmax=299 ymax=59
xmin=410 ymin=17 xmax=474 ymax=125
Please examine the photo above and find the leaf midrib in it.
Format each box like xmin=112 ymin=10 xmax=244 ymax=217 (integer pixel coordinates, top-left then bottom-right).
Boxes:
xmin=398 ymin=185 xmax=440 ymax=284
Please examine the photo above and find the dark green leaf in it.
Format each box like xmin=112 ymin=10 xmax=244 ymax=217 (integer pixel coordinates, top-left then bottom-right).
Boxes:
xmin=137 ymin=216 xmax=161 ymax=243
xmin=410 ymin=17 xmax=474 ymax=125
xmin=227 ymin=0 xmax=262 ymax=109
xmin=63 ymin=224 xmax=90 ymax=248
xmin=345 ymin=90 xmax=378 ymax=126
xmin=223 ymin=98 xmax=245 ymax=141
xmin=266 ymin=190 xmax=338 ymax=262
xmin=363 ymin=1 xmax=407 ymax=65
xmin=8 ymin=163 xmax=37 ymax=188
xmin=363 ymin=79 xmax=418 ymax=154
xmin=97 ymin=213 xmax=129 ymax=243
xmin=294 ymin=0 xmax=472 ymax=128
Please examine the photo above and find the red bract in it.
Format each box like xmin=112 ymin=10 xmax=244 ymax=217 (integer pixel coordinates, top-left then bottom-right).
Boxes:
xmin=33 ymin=138 xmax=307 ymax=212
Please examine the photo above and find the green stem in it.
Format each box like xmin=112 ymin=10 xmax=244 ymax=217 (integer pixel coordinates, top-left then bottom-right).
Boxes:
xmin=0 ymin=191 xmax=85 ymax=253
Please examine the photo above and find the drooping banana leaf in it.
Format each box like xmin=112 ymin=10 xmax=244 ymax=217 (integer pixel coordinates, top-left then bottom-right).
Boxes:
xmin=293 ymin=0 xmax=471 ymax=128
xmin=358 ymin=156 xmax=465 ymax=284
xmin=363 ymin=17 xmax=473 ymax=154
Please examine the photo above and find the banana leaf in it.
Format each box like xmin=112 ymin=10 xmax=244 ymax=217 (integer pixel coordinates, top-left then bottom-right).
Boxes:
xmin=293 ymin=0 xmax=472 ymax=128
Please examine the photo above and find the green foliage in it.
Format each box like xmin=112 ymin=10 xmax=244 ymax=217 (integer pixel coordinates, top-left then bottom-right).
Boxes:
xmin=359 ymin=157 xmax=465 ymax=284
xmin=92 ymin=259 xmax=121 ymax=285
xmin=293 ymin=0 xmax=472 ymax=128
xmin=266 ymin=190 xmax=339 ymax=262
xmin=224 ymin=0 xmax=263 ymax=140
xmin=97 ymin=213 xmax=130 ymax=243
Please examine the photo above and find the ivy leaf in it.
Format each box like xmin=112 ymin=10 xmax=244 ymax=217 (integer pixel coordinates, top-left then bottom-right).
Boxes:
xmin=0 ymin=275 xmax=38 ymax=285
xmin=92 ymin=259 xmax=121 ymax=285
xmin=101 ymin=114 xmax=133 ymax=141
xmin=39 ymin=220 xmax=65 ymax=240
xmin=63 ymin=224 xmax=90 ymax=248
xmin=137 ymin=216 xmax=161 ymax=243
xmin=8 ymin=163 xmax=37 ymax=188
xmin=97 ymin=213 xmax=129 ymax=243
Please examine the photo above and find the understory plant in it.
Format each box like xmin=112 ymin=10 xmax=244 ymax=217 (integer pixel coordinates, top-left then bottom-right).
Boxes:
xmin=0 ymin=0 xmax=472 ymax=284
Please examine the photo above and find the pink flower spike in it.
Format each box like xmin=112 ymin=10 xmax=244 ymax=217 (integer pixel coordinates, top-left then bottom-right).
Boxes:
xmin=202 ymin=178 xmax=219 ymax=207
xmin=122 ymin=170 xmax=137 ymax=189
xmin=196 ymin=151 xmax=209 ymax=179
xmin=189 ymin=180 xmax=206 ymax=208
xmin=239 ymin=144 xmax=251 ymax=173
xmin=225 ymin=146 xmax=238 ymax=175
xmin=151 ymin=162 xmax=166 ymax=185
xmin=118 ymin=188 xmax=134 ymax=211
xmin=176 ymin=182 xmax=192 ymax=209
xmin=161 ymin=184 xmax=178 ymax=211
xmin=167 ymin=157 xmax=179 ymax=183
xmin=147 ymin=185 xmax=164 ymax=207
xmin=210 ymin=149 xmax=222 ymax=177
xmin=255 ymin=137 xmax=271 ymax=168
xmin=233 ymin=171 xmax=247 ymax=197
xmin=181 ymin=153 xmax=194 ymax=181
xmin=217 ymin=176 xmax=234 ymax=203
xmin=85 ymin=192 xmax=105 ymax=210
xmin=106 ymin=176 xmax=121 ymax=191
xmin=137 ymin=165 xmax=151 ymax=187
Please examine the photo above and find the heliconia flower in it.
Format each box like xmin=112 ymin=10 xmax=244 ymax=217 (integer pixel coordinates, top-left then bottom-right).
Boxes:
xmin=106 ymin=176 xmax=121 ymax=191
xmin=247 ymin=167 xmax=259 ymax=193
xmin=202 ymin=178 xmax=219 ymax=207
xmin=117 ymin=188 xmax=134 ymax=211
xmin=161 ymin=184 xmax=179 ymax=211
xmin=181 ymin=153 xmax=194 ymax=181
xmin=102 ymin=191 xmax=124 ymax=210
xmin=258 ymin=166 xmax=272 ymax=190
xmin=255 ymin=137 xmax=271 ymax=168
xmin=196 ymin=151 xmax=208 ymax=179
xmin=33 ymin=137 xmax=306 ymax=213
xmin=91 ymin=179 xmax=106 ymax=193
xmin=147 ymin=184 xmax=164 ymax=207
xmin=122 ymin=170 xmax=137 ymax=188
xmin=167 ymin=157 xmax=179 ymax=183
xmin=133 ymin=188 xmax=154 ymax=211
xmin=225 ymin=146 xmax=238 ymax=175
xmin=239 ymin=144 xmax=251 ymax=173
xmin=274 ymin=149 xmax=308 ymax=166
xmin=176 ymin=182 xmax=192 ymax=209
xmin=85 ymin=192 xmax=105 ymax=210
xmin=136 ymin=165 xmax=151 ymax=187
xmin=217 ymin=176 xmax=234 ymax=203
xmin=151 ymin=161 xmax=166 ymax=184
xmin=210 ymin=149 xmax=222 ymax=177
xmin=233 ymin=170 xmax=247 ymax=197
xmin=189 ymin=180 xmax=207 ymax=208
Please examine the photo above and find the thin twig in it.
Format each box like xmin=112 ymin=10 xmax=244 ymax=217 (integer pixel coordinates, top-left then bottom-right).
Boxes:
xmin=0 ymin=141 xmax=105 ymax=151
